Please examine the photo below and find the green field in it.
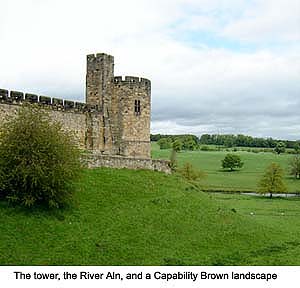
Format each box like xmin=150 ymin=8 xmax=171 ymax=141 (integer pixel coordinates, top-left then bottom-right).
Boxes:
xmin=1 ymin=145 xmax=300 ymax=265
xmin=151 ymin=142 xmax=300 ymax=193
xmin=1 ymin=167 xmax=300 ymax=265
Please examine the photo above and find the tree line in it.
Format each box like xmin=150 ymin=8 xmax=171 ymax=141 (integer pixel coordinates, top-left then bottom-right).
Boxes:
xmin=151 ymin=133 xmax=300 ymax=150
xmin=199 ymin=134 xmax=299 ymax=149
xmin=152 ymin=134 xmax=199 ymax=151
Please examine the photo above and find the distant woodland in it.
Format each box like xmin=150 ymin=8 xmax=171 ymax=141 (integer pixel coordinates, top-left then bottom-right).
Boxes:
xmin=151 ymin=133 xmax=300 ymax=150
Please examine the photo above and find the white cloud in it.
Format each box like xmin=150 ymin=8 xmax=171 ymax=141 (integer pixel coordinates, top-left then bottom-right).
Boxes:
xmin=0 ymin=0 xmax=299 ymax=139
xmin=221 ymin=0 xmax=300 ymax=43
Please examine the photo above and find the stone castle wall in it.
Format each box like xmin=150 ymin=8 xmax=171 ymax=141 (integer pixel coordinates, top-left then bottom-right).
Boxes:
xmin=0 ymin=53 xmax=170 ymax=173
xmin=84 ymin=153 xmax=171 ymax=174
xmin=0 ymin=88 xmax=99 ymax=150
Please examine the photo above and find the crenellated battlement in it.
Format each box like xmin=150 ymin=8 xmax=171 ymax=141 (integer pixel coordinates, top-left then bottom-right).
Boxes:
xmin=113 ymin=76 xmax=151 ymax=87
xmin=0 ymin=52 xmax=151 ymax=160
xmin=87 ymin=53 xmax=114 ymax=64
xmin=0 ymin=88 xmax=100 ymax=113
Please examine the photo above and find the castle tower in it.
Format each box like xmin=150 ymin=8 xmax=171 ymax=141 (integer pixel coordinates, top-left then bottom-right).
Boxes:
xmin=86 ymin=53 xmax=114 ymax=107
xmin=113 ymin=76 xmax=151 ymax=158
xmin=86 ymin=53 xmax=151 ymax=158
xmin=86 ymin=53 xmax=115 ymax=153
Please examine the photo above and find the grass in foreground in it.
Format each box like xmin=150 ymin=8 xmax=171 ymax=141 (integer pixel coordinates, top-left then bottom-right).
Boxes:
xmin=151 ymin=142 xmax=300 ymax=193
xmin=1 ymin=168 xmax=300 ymax=265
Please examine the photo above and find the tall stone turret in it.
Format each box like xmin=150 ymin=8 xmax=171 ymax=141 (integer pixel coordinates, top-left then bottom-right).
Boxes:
xmin=86 ymin=52 xmax=151 ymax=158
xmin=0 ymin=53 xmax=170 ymax=172
xmin=86 ymin=53 xmax=114 ymax=107
xmin=86 ymin=53 xmax=115 ymax=153
xmin=113 ymin=76 xmax=151 ymax=158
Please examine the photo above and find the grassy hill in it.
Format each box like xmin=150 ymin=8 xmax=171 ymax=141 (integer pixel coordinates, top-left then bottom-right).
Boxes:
xmin=1 ymin=168 xmax=300 ymax=265
xmin=151 ymin=142 xmax=299 ymax=193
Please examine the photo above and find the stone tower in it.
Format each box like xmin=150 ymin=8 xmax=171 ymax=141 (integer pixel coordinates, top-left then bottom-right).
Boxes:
xmin=86 ymin=53 xmax=115 ymax=153
xmin=86 ymin=53 xmax=151 ymax=158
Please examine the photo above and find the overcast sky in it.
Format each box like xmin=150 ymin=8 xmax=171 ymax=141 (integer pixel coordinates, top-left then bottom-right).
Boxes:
xmin=0 ymin=0 xmax=299 ymax=140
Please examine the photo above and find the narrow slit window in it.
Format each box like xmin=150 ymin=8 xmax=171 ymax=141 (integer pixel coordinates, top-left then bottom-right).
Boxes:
xmin=134 ymin=100 xmax=141 ymax=115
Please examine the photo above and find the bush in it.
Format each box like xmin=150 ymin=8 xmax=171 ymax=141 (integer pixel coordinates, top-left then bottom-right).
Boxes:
xmin=200 ymin=145 xmax=210 ymax=151
xmin=0 ymin=105 xmax=81 ymax=208
xmin=221 ymin=154 xmax=244 ymax=171
xmin=179 ymin=162 xmax=206 ymax=181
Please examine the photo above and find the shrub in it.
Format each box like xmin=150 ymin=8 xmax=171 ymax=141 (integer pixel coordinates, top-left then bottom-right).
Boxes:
xmin=0 ymin=105 xmax=81 ymax=208
xmin=179 ymin=162 xmax=206 ymax=181
xmin=200 ymin=145 xmax=210 ymax=151
xmin=221 ymin=154 xmax=244 ymax=171
xmin=200 ymin=145 xmax=220 ymax=152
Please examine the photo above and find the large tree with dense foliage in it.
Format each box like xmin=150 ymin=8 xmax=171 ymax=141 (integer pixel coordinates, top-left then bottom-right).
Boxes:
xmin=294 ymin=142 xmax=300 ymax=154
xmin=289 ymin=155 xmax=300 ymax=179
xmin=152 ymin=134 xmax=199 ymax=151
xmin=258 ymin=163 xmax=287 ymax=198
xmin=172 ymin=139 xmax=182 ymax=152
xmin=221 ymin=154 xmax=244 ymax=171
xmin=0 ymin=105 xmax=81 ymax=208
xmin=157 ymin=138 xmax=172 ymax=149
xmin=274 ymin=142 xmax=286 ymax=155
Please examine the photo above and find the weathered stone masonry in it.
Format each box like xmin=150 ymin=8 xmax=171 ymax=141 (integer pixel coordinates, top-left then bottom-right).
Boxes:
xmin=84 ymin=154 xmax=170 ymax=174
xmin=0 ymin=53 xmax=171 ymax=173
xmin=86 ymin=53 xmax=151 ymax=158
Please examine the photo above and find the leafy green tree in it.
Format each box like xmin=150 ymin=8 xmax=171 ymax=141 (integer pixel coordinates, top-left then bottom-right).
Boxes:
xmin=274 ymin=142 xmax=286 ymax=154
xmin=221 ymin=154 xmax=244 ymax=171
xmin=150 ymin=134 xmax=161 ymax=142
xmin=157 ymin=138 xmax=172 ymax=149
xmin=258 ymin=163 xmax=287 ymax=198
xmin=224 ymin=137 xmax=234 ymax=148
xmin=0 ymin=105 xmax=81 ymax=208
xmin=289 ymin=155 xmax=300 ymax=179
xmin=172 ymin=139 xmax=182 ymax=152
xmin=182 ymin=135 xmax=198 ymax=150
xmin=294 ymin=142 xmax=300 ymax=154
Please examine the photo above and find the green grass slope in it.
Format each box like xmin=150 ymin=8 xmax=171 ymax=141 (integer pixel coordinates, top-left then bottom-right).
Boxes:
xmin=1 ymin=168 xmax=300 ymax=265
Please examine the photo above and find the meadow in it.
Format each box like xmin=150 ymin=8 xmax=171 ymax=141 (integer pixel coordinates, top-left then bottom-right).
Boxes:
xmin=0 ymin=145 xmax=300 ymax=265
xmin=151 ymin=142 xmax=299 ymax=193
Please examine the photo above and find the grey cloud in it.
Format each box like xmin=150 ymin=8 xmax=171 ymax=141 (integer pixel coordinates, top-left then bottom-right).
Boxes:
xmin=0 ymin=0 xmax=299 ymax=141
